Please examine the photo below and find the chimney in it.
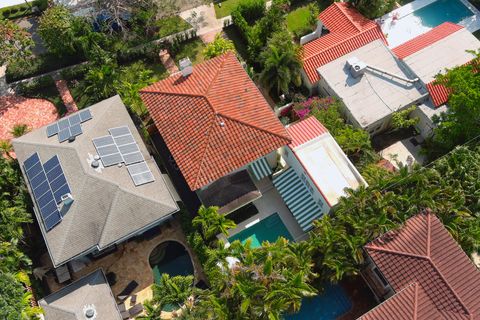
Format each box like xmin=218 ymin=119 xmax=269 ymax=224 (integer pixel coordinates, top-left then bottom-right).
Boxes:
xmin=179 ymin=57 xmax=193 ymax=77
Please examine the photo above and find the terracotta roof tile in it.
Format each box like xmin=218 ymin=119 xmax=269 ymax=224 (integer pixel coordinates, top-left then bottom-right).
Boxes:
xmin=363 ymin=212 xmax=480 ymax=319
xmin=140 ymin=52 xmax=290 ymax=190
xmin=286 ymin=117 xmax=328 ymax=149
xmin=302 ymin=3 xmax=387 ymax=84
xmin=426 ymin=81 xmax=451 ymax=107
xmin=392 ymin=22 xmax=464 ymax=59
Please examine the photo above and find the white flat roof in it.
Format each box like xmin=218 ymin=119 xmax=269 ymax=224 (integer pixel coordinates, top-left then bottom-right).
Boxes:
xmin=293 ymin=133 xmax=366 ymax=206
xmin=318 ymin=40 xmax=426 ymax=129
xmin=402 ymin=28 xmax=480 ymax=83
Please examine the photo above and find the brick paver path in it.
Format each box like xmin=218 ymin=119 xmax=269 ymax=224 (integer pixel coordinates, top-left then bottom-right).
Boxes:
xmin=159 ymin=49 xmax=179 ymax=74
xmin=55 ymin=79 xmax=78 ymax=114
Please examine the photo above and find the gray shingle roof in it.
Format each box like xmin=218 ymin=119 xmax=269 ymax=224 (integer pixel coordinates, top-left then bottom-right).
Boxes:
xmin=13 ymin=96 xmax=178 ymax=267
xmin=39 ymin=269 xmax=121 ymax=320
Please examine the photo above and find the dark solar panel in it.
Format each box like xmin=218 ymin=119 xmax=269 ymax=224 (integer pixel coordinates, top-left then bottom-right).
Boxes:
xmin=118 ymin=143 xmax=139 ymax=154
xmin=46 ymin=123 xmax=59 ymax=137
xmin=127 ymin=161 xmax=155 ymax=186
xmin=22 ymin=153 xmax=67 ymax=231
xmin=101 ymin=153 xmax=124 ymax=167
xmin=93 ymin=135 xmax=115 ymax=148
xmin=113 ymin=134 xmax=135 ymax=146
xmin=79 ymin=109 xmax=92 ymax=122
xmin=123 ymin=152 xmax=144 ymax=165
xmin=44 ymin=156 xmax=71 ymax=204
xmin=132 ymin=171 xmax=155 ymax=186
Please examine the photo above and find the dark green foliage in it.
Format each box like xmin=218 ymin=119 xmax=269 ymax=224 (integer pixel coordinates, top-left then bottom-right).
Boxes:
xmin=6 ymin=53 xmax=84 ymax=83
xmin=236 ymin=0 xmax=266 ymax=24
xmin=426 ymin=51 xmax=480 ymax=159
xmin=348 ymin=0 xmax=396 ymax=19
xmin=311 ymin=145 xmax=480 ymax=282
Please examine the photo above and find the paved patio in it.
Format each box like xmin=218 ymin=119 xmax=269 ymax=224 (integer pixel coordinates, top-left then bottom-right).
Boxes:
xmin=43 ymin=216 xmax=206 ymax=308
xmin=379 ymin=136 xmax=425 ymax=168
xmin=222 ymin=176 xmax=307 ymax=243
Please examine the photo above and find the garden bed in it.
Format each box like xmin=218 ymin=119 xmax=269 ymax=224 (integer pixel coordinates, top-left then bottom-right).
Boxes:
xmin=171 ymin=38 xmax=206 ymax=65
xmin=156 ymin=16 xmax=191 ymax=38
xmin=15 ymin=76 xmax=67 ymax=116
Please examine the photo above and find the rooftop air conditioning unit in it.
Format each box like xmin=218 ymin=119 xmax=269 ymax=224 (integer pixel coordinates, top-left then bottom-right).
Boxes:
xmin=179 ymin=57 xmax=193 ymax=77
xmin=346 ymin=57 xmax=368 ymax=78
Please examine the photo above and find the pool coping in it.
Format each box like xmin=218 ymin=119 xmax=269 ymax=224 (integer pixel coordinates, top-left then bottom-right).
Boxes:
xmin=379 ymin=0 xmax=480 ymax=48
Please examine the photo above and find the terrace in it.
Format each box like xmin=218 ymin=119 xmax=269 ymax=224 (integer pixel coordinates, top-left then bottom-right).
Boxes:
xmin=42 ymin=216 xmax=207 ymax=317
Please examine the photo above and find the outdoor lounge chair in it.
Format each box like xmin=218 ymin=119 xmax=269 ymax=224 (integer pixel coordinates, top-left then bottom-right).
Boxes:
xmin=128 ymin=303 xmax=144 ymax=317
xmin=117 ymin=280 xmax=139 ymax=301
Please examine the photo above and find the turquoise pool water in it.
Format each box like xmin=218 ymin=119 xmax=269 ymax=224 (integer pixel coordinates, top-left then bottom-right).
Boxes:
xmin=228 ymin=213 xmax=293 ymax=248
xmin=413 ymin=0 xmax=473 ymax=28
xmin=285 ymin=284 xmax=352 ymax=320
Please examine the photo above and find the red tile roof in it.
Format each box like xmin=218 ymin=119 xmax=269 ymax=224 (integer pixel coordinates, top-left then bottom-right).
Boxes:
xmin=302 ymin=2 xmax=387 ymax=84
xmin=140 ymin=52 xmax=290 ymax=190
xmin=363 ymin=211 xmax=480 ymax=319
xmin=426 ymin=81 xmax=451 ymax=107
xmin=286 ymin=116 xmax=328 ymax=149
xmin=392 ymin=22 xmax=464 ymax=59
xmin=360 ymin=283 xmax=441 ymax=320
xmin=0 ymin=96 xmax=58 ymax=141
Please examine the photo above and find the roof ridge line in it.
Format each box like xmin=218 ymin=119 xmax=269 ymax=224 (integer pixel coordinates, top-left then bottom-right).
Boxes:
xmin=192 ymin=114 xmax=218 ymax=189
xmin=334 ymin=2 xmax=362 ymax=32
xmin=217 ymin=112 xmax=290 ymax=141
xmin=426 ymin=213 xmax=431 ymax=256
xmin=139 ymin=90 xmax=206 ymax=99
xmin=204 ymin=53 xmax=231 ymax=113
xmin=425 ymin=256 xmax=472 ymax=316
xmin=303 ymin=28 xmax=375 ymax=60
xmin=365 ymin=245 xmax=430 ymax=260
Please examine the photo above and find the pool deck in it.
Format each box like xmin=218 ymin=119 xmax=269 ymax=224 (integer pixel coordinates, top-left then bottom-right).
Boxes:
xmin=42 ymin=216 xmax=207 ymax=316
xmin=222 ymin=176 xmax=307 ymax=244
xmin=379 ymin=0 xmax=480 ymax=48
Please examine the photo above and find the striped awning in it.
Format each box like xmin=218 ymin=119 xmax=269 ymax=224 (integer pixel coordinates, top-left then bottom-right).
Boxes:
xmin=273 ymin=168 xmax=324 ymax=231
xmin=249 ymin=157 xmax=272 ymax=180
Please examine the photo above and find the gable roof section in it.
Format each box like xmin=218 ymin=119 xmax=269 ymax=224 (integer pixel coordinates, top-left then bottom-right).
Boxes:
xmin=392 ymin=23 xmax=464 ymax=59
xmin=286 ymin=116 xmax=328 ymax=149
xmin=426 ymin=81 xmax=452 ymax=107
xmin=13 ymin=96 xmax=178 ymax=267
xmin=140 ymin=52 xmax=290 ymax=190
xmin=360 ymin=283 xmax=442 ymax=320
xmin=302 ymin=2 xmax=387 ymax=84
xmin=364 ymin=212 xmax=480 ymax=319
xmin=39 ymin=269 xmax=121 ymax=320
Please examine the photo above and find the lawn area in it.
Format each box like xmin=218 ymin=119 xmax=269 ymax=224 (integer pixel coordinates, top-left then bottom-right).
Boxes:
xmin=286 ymin=6 xmax=312 ymax=35
xmin=214 ymin=0 xmax=266 ymax=18
xmin=156 ymin=16 xmax=191 ymax=38
xmin=172 ymin=38 xmax=206 ymax=65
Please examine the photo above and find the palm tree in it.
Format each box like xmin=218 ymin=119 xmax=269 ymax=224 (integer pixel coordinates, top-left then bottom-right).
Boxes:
xmin=11 ymin=124 xmax=29 ymax=138
xmin=0 ymin=140 xmax=13 ymax=160
xmin=192 ymin=206 xmax=236 ymax=241
xmin=259 ymin=31 xmax=302 ymax=96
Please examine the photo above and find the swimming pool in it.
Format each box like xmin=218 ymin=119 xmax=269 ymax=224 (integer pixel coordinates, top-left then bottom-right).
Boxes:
xmin=381 ymin=0 xmax=480 ymax=48
xmin=413 ymin=0 xmax=473 ymax=28
xmin=285 ymin=284 xmax=352 ymax=320
xmin=149 ymin=241 xmax=194 ymax=284
xmin=228 ymin=213 xmax=293 ymax=248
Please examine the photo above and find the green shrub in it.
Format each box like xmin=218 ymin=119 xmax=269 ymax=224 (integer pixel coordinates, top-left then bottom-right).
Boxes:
xmin=6 ymin=53 xmax=84 ymax=83
xmin=15 ymin=75 xmax=55 ymax=96
xmin=2 ymin=10 xmax=10 ymax=18
xmin=61 ymin=63 xmax=90 ymax=81
xmin=9 ymin=8 xmax=18 ymax=14
xmin=236 ymin=0 xmax=266 ymax=24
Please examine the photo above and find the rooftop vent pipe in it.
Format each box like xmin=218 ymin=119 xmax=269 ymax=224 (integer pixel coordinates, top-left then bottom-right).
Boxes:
xmin=346 ymin=57 xmax=419 ymax=83
xmin=179 ymin=57 xmax=193 ymax=77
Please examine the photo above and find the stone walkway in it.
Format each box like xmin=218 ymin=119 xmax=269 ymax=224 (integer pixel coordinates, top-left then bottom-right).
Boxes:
xmin=159 ymin=49 xmax=179 ymax=74
xmin=54 ymin=79 xmax=78 ymax=114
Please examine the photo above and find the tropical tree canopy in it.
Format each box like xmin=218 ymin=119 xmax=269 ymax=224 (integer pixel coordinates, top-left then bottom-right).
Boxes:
xmin=192 ymin=206 xmax=236 ymax=241
xmin=0 ymin=19 xmax=34 ymax=66
xmin=259 ymin=30 xmax=302 ymax=95
xmin=348 ymin=0 xmax=396 ymax=19
xmin=203 ymin=35 xmax=236 ymax=59
xmin=428 ymin=51 xmax=480 ymax=158
xmin=38 ymin=5 xmax=79 ymax=56
xmin=310 ymin=145 xmax=480 ymax=283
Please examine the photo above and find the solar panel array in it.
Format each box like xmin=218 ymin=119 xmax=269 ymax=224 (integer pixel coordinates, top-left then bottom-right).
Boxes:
xmin=23 ymin=153 xmax=72 ymax=231
xmin=92 ymin=126 xmax=155 ymax=186
xmin=127 ymin=162 xmax=155 ymax=186
xmin=46 ymin=109 xmax=93 ymax=142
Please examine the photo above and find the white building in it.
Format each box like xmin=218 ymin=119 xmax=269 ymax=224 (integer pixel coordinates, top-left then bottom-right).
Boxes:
xmin=317 ymin=39 xmax=427 ymax=135
xmin=273 ymin=117 xmax=367 ymax=231
xmin=391 ymin=22 xmax=480 ymax=138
